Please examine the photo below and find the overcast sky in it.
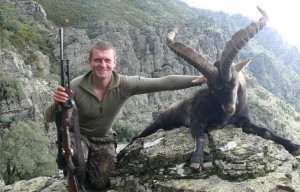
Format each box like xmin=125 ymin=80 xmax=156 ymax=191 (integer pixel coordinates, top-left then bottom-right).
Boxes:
xmin=180 ymin=0 xmax=300 ymax=50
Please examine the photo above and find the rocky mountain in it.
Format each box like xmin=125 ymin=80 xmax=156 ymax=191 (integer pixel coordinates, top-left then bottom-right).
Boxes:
xmin=0 ymin=0 xmax=300 ymax=190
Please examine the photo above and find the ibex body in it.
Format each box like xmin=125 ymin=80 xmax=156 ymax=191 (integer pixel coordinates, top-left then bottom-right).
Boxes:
xmin=117 ymin=7 xmax=300 ymax=169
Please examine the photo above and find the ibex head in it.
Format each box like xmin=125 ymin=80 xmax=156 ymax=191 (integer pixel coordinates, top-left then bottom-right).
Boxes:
xmin=166 ymin=6 xmax=268 ymax=115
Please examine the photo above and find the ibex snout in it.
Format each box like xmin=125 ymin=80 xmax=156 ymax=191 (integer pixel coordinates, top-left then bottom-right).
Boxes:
xmin=222 ymin=104 xmax=236 ymax=115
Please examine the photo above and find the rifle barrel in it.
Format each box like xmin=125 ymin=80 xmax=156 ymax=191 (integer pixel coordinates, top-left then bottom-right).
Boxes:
xmin=59 ymin=27 xmax=66 ymax=89
xmin=66 ymin=59 xmax=71 ymax=90
xmin=59 ymin=27 xmax=64 ymax=60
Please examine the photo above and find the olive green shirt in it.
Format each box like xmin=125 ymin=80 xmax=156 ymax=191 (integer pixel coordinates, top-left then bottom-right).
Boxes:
xmin=45 ymin=70 xmax=199 ymax=137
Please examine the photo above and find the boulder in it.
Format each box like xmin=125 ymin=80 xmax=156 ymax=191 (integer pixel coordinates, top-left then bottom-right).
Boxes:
xmin=0 ymin=176 xmax=67 ymax=192
xmin=112 ymin=125 xmax=300 ymax=192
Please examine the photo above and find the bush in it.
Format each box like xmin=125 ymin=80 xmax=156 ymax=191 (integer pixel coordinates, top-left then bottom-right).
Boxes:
xmin=25 ymin=52 xmax=39 ymax=65
xmin=113 ymin=120 xmax=140 ymax=142
xmin=0 ymin=121 xmax=57 ymax=184
xmin=0 ymin=29 xmax=12 ymax=51
xmin=0 ymin=9 xmax=8 ymax=25
xmin=3 ymin=19 xmax=22 ymax=32
xmin=0 ymin=115 xmax=12 ymax=128
xmin=0 ymin=70 xmax=23 ymax=101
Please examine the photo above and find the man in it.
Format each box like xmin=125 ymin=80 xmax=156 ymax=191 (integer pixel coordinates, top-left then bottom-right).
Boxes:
xmin=45 ymin=41 xmax=205 ymax=190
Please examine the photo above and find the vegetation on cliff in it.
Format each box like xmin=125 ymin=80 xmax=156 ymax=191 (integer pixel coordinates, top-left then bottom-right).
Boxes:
xmin=33 ymin=0 xmax=198 ymax=38
xmin=0 ymin=0 xmax=55 ymax=67
xmin=0 ymin=70 xmax=23 ymax=102
xmin=0 ymin=121 xmax=56 ymax=184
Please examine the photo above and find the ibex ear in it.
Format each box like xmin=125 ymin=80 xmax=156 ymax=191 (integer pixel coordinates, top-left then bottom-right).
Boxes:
xmin=234 ymin=58 xmax=251 ymax=72
xmin=192 ymin=76 xmax=207 ymax=84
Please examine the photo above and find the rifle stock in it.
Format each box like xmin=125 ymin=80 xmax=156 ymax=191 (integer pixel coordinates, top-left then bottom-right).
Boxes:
xmin=55 ymin=109 xmax=65 ymax=170
xmin=61 ymin=109 xmax=76 ymax=172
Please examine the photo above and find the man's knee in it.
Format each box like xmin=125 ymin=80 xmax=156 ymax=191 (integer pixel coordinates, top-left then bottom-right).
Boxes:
xmin=87 ymin=142 xmax=116 ymax=189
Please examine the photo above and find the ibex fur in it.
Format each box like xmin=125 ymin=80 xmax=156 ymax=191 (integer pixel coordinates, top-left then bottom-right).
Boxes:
xmin=117 ymin=7 xmax=300 ymax=170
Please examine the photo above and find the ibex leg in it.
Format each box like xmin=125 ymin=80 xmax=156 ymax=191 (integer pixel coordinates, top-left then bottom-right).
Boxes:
xmin=236 ymin=117 xmax=300 ymax=158
xmin=190 ymin=119 xmax=206 ymax=170
xmin=117 ymin=116 xmax=164 ymax=161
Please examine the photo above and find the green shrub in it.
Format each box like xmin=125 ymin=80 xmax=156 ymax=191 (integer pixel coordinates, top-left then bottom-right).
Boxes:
xmin=0 ymin=70 xmax=23 ymax=101
xmin=25 ymin=52 xmax=39 ymax=65
xmin=0 ymin=115 xmax=12 ymax=128
xmin=0 ymin=121 xmax=57 ymax=184
xmin=0 ymin=2 xmax=20 ymax=19
xmin=3 ymin=19 xmax=22 ymax=32
xmin=113 ymin=120 xmax=140 ymax=142
xmin=0 ymin=29 xmax=12 ymax=51
xmin=0 ymin=9 xmax=8 ymax=25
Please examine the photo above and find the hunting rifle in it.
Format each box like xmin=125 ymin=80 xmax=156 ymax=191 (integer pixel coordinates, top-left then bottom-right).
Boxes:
xmin=55 ymin=27 xmax=86 ymax=192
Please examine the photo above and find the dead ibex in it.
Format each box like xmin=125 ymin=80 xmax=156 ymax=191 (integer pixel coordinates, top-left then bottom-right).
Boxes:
xmin=117 ymin=7 xmax=300 ymax=170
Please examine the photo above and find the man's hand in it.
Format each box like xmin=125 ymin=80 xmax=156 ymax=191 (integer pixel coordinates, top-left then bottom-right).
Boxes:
xmin=54 ymin=86 xmax=69 ymax=106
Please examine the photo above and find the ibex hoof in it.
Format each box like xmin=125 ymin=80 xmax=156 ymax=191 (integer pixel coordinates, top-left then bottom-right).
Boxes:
xmin=291 ymin=149 xmax=300 ymax=162
xmin=292 ymin=148 xmax=300 ymax=155
xmin=190 ymin=162 xmax=201 ymax=170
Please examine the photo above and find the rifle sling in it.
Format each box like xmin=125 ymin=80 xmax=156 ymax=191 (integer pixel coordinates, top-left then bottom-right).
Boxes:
xmin=71 ymin=98 xmax=86 ymax=189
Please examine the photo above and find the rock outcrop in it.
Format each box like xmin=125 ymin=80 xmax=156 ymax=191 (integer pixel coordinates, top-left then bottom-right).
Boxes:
xmin=0 ymin=49 xmax=58 ymax=151
xmin=0 ymin=176 xmax=67 ymax=192
xmin=2 ymin=125 xmax=299 ymax=192
xmin=13 ymin=0 xmax=48 ymax=26
xmin=112 ymin=126 xmax=300 ymax=192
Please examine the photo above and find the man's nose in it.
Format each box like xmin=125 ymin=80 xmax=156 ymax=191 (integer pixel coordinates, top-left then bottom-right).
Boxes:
xmin=97 ymin=60 xmax=106 ymax=66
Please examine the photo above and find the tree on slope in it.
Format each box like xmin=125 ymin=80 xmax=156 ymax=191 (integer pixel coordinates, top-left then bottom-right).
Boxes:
xmin=0 ymin=121 xmax=56 ymax=184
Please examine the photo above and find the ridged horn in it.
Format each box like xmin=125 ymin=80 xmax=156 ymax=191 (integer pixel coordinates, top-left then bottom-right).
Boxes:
xmin=166 ymin=24 xmax=219 ymax=83
xmin=220 ymin=6 xmax=269 ymax=82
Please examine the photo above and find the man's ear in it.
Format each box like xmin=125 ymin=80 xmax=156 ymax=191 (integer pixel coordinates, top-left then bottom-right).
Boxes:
xmin=113 ymin=58 xmax=117 ymax=68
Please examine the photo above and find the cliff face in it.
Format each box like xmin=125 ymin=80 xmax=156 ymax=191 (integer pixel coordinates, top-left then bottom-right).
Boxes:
xmin=0 ymin=0 xmax=300 ymax=189
xmin=0 ymin=49 xmax=58 ymax=147
xmin=0 ymin=0 xmax=58 ymax=151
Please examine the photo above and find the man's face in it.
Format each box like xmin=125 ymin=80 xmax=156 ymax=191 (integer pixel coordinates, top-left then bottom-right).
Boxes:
xmin=88 ymin=48 xmax=117 ymax=82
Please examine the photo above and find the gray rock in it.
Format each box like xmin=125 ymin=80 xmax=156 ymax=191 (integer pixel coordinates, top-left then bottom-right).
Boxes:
xmin=0 ymin=176 xmax=67 ymax=192
xmin=13 ymin=0 xmax=48 ymax=26
xmin=0 ymin=49 xmax=58 ymax=154
xmin=51 ymin=27 xmax=92 ymax=77
xmin=112 ymin=125 xmax=300 ymax=192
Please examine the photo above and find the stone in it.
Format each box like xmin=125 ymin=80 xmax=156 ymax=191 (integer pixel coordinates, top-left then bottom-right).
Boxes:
xmin=111 ymin=125 xmax=300 ymax=192
xmin=13 ymin=0 xmax=48 ymax=26
xmin=0 ymin=176 xmax=67 ymax=192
